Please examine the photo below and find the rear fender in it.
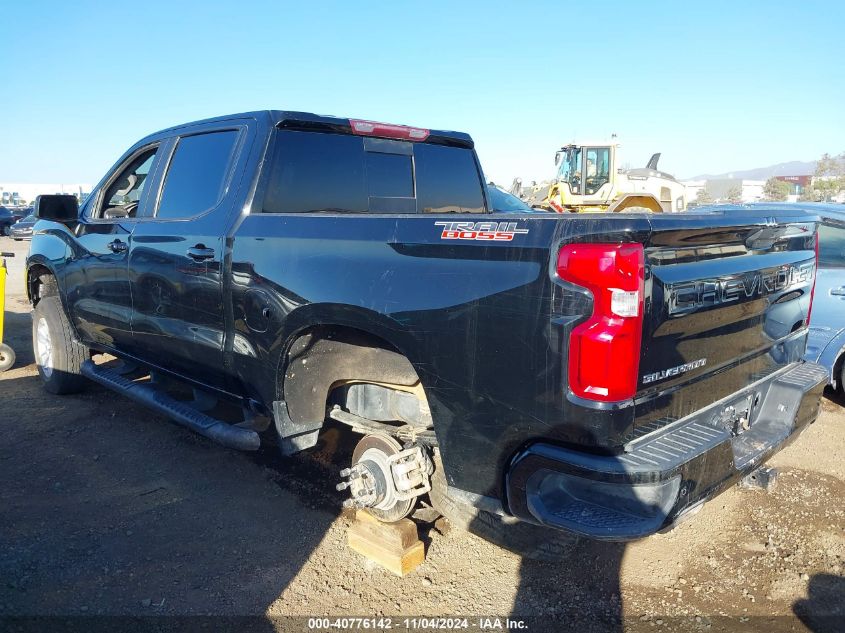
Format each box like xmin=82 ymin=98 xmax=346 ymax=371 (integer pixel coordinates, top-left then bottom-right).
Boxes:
xmin=281 ymin=329 xmax=420 ymax=426
xmin=273 ymin=304 xmax=422 ymax=390
xmin=816 ymin=329 xmax=845 ymax=387
xmin=269 ymin=305 xmax=429 ymax=453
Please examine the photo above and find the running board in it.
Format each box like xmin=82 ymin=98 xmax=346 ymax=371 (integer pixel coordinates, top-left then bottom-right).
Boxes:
xmin=81 ymin=360 xmax=260 ymax=451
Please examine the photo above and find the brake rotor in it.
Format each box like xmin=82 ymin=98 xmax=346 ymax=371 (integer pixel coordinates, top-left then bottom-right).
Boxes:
xmin=351 ymin=433 xmax=414 ymax=522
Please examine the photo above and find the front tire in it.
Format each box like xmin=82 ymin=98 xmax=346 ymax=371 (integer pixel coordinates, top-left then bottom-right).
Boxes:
xmin=32 ymin=296 xmax=88 ymax=394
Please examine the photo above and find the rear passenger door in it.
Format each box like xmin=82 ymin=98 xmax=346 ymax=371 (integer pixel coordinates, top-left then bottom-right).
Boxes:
xmin=128 ymin=123 xmax=253 ymax=390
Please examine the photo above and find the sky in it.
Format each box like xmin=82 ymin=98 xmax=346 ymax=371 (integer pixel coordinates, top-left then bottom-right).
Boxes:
xmin=1 ymin=0 xmax=844 ymax=187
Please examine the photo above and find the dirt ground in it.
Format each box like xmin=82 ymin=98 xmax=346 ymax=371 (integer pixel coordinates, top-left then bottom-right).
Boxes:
xmin=0 ymin=236 xmax=842 ymax=632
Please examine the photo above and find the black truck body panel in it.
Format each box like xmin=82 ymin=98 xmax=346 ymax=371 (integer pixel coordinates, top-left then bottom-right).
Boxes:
xmin=27 ymin=110 xmax=826 ymax=539
xmin=226 ymin=208 xmax=818 ymax=504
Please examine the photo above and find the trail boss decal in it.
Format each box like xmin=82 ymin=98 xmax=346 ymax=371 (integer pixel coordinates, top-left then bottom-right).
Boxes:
xmin=435 ymin=221 xmax=529 ymax=241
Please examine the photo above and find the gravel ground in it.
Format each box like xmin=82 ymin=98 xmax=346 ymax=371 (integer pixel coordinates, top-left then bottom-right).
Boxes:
xmin=0 ymin=237 xmax=842 ymax=632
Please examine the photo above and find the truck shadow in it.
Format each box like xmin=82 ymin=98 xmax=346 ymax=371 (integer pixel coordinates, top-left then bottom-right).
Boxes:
xmin=793 ymin=574 xmax=845 ymax=633
xmin=464 ymin=436 xmax=657 ymax=632
xmin=510 ymin=539 xmax=625 ymax=631
xmin=822 ymin=386 xmax=844 ymax=407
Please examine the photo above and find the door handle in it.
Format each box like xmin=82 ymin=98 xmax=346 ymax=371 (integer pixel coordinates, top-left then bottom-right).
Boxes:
xmin=108 ymin=239 xmax=128 ymax=253
xmin=831 ymin=286 xmax=845 ymax=296
xmin=187 ymin=246 xmax=215 ymax=261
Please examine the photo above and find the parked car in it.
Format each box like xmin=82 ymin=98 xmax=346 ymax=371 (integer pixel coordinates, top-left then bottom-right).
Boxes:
xmin=804 ymin=206 xmax=845 ymax=394
xmin=27 ymin=111 xmax=827 ymax=553
xmin=10 ymin=213 xmax=36 ymax=240
xmin=715 ymin=202 xmax=845 ymax=395
xmin=0 ymin=206 xmax=25 ymax=236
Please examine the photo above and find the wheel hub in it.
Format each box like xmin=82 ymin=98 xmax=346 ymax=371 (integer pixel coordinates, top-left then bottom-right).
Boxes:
xmin=345 ymin=456 xmax=389 ymax=509
xmin=337 ymin=433 xmax=432 ymax=522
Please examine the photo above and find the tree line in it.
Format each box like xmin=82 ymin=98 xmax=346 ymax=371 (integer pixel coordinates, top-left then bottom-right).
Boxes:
xmin=693 ymin=151 xmax=845 ymax=204
xmin=763 ymin=151 xmax=845 ymax=202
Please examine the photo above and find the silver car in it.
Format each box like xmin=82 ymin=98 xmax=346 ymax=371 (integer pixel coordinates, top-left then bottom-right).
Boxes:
xmin=10 ymin=213 xmax=36 ymax=240
xmin=804 ymin=206 xmax=845 ymax=395
xmin=704 ymin=202 xmax=845 ymax=394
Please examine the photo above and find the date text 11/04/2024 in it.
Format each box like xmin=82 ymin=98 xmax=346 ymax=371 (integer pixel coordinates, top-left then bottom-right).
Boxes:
xmin=306 ymin=617 xmax=528 ymax=630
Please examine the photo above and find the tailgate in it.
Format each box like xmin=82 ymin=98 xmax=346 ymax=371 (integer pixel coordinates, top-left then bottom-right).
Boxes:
xmin=634 ymin=210 xmax=817 ymax=434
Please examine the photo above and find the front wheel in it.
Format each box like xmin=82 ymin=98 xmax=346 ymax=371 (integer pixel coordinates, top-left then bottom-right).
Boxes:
xmin=1 ymin=225 xmax=10 ymax=236
xmin=32 ymin=296 xmax=88 ymax=394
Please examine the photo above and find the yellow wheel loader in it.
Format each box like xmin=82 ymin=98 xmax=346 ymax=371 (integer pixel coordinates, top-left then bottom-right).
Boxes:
xmin=528 ymin=143 xmax=687 ymax=213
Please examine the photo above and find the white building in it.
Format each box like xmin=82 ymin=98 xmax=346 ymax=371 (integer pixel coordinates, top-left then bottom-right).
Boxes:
xmin=682 ymin=180 xmax=707 ymax=203
xmin=0 ymin=183 xmax=93 ymax=206
xmin=706 ymin=178 xmax=765 ymax=203
xmin=683 ymin=178 xmax=767 ymax=204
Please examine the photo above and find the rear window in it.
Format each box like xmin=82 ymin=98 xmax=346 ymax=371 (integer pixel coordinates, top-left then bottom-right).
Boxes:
xmin=415 ymin=143 xmax=485 ymax=213
xmin=366 ymin=152 xmax=413 ymax=198
xmin=262 ymin=129 xmax=485 ymax=214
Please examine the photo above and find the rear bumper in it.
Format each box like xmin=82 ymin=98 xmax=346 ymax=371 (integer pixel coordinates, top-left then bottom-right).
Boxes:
xmin=505 ymin=361 xmax=828 ymax=540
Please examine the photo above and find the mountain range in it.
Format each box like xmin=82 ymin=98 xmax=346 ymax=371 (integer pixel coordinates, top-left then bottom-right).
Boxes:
xmin=689 ymin=160 xmax=816 ymax=181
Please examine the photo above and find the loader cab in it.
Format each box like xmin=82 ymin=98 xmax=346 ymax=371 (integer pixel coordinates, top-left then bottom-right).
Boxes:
xmin=555 ymin=144 xmax=614 ymax=199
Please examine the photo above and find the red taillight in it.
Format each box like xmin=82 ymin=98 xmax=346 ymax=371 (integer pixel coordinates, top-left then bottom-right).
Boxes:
xmin=807 ymin=232 xmax=819 ymax=325
xmin=557 ymin=243 xmax=645 ymax=402
xmin=349 ymin=119 xmax=430 ymax=141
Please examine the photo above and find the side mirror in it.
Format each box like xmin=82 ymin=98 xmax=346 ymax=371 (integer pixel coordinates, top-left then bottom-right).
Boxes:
xmin=554 ymin=151 xmax=562 ymax=166
xmin=35 ymin=194 xmax=79 ymax=223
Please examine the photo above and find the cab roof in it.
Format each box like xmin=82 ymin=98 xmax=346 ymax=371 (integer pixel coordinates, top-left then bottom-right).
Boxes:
xmin=146 ymin=110 xmax=474 ymax=149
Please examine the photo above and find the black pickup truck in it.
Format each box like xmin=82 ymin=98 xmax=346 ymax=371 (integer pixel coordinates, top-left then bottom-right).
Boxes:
xmin=27 ymin=110 xmax=827 ymax=553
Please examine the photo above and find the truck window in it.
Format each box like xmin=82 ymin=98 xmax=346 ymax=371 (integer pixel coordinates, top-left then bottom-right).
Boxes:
xmin=584 ymin=147 xmax=610 ymax=194
xmin=94 ymin=147 xmax=159 ymax=220
xmin=263 ymin=131 xmax=368 ymax=214
xmin=366 ymin=152 xmax=413 ymax=198
xmin=364 ymin=137 xmax=416 ymax=213
xmin=819 ymin=223 xmax=845 ymax=268
xmin=263 ymin=130 xmax=484 ymax=214
xmin=414 ymin=143 xmax=484 ymax=213
xmin=157 ymin=130 xmax=239 ymax=219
